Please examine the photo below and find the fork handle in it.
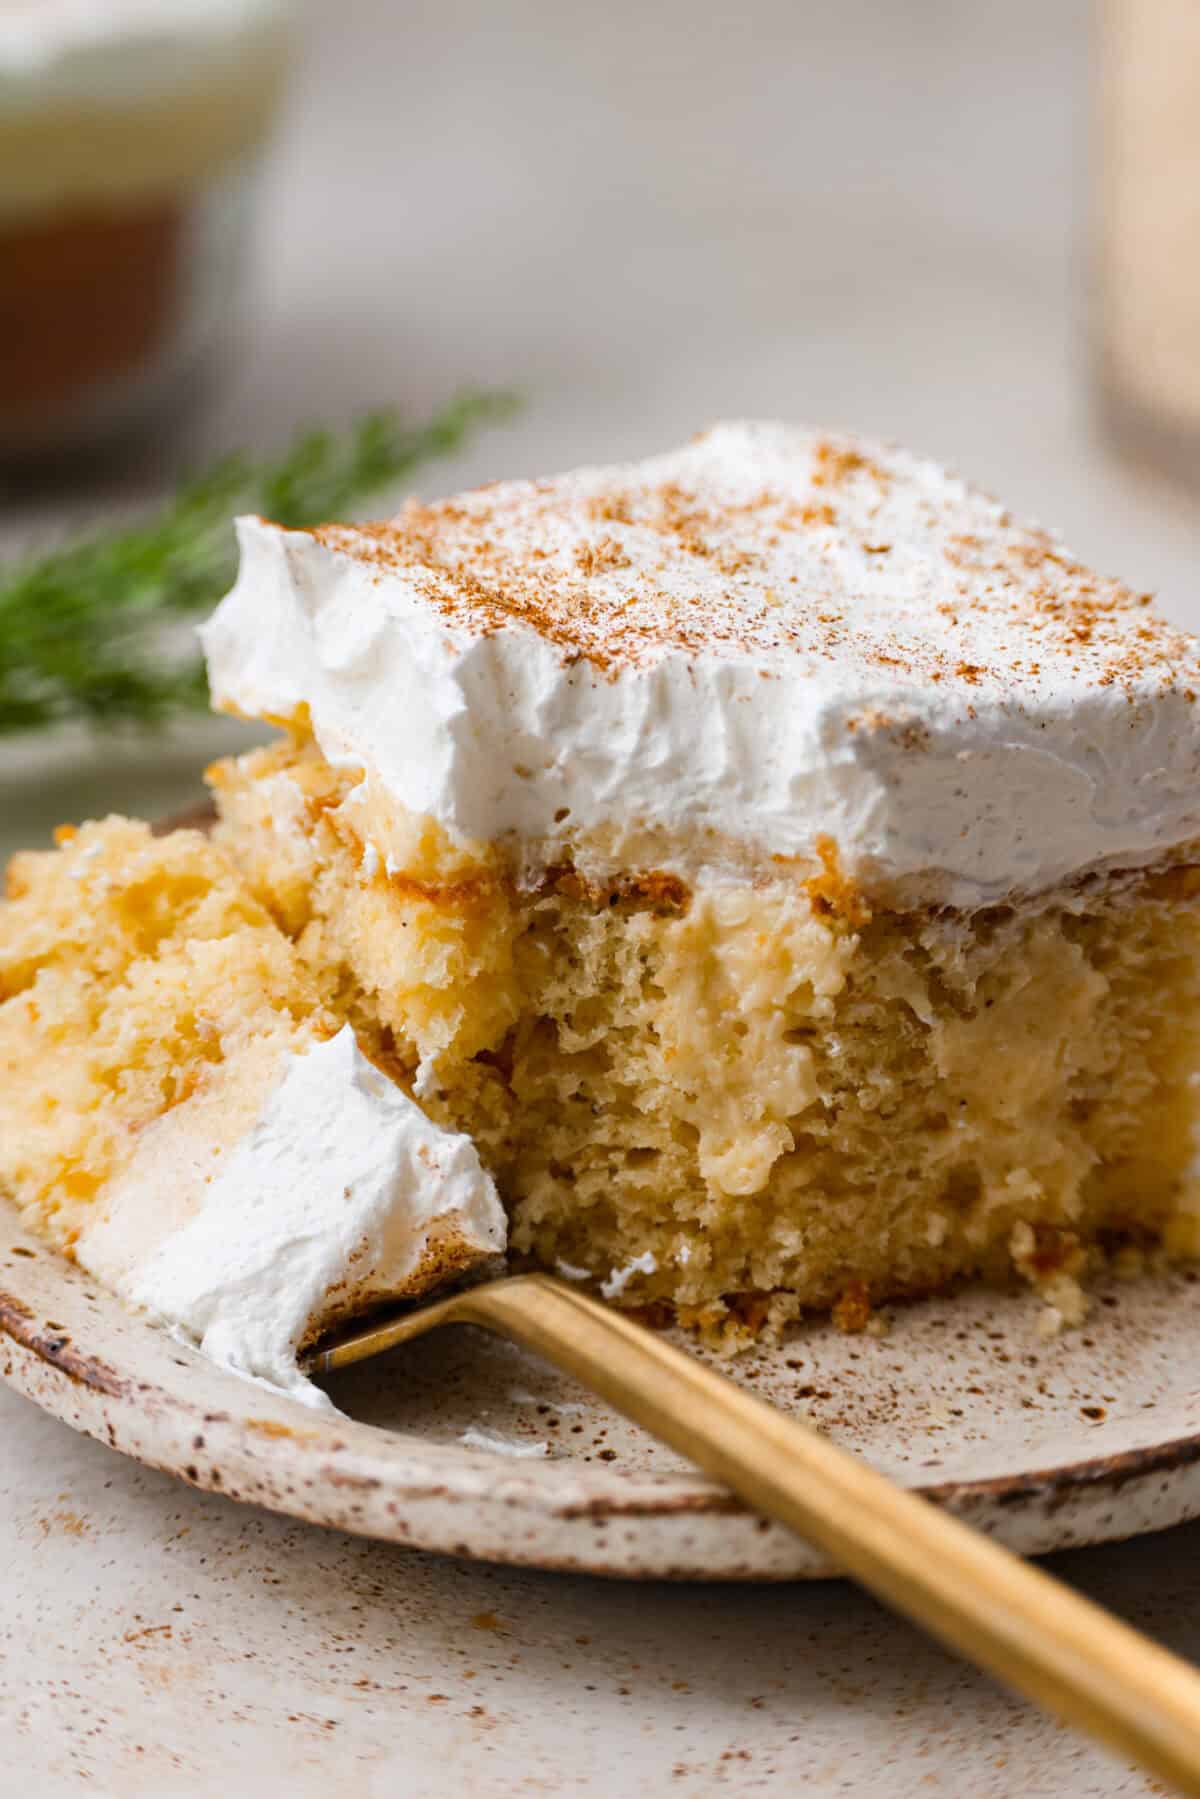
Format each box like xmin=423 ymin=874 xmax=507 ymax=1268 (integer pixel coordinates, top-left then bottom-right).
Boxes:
xmin=454 ymin=1275 xmax=1200 ymax=1795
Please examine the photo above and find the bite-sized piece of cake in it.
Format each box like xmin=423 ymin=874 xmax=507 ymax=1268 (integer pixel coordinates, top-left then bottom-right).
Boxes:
xmin=0 ymin=820 xmax=505 ymax=1401
xmin=200 ymin=422 xmax=1200 ymax=1337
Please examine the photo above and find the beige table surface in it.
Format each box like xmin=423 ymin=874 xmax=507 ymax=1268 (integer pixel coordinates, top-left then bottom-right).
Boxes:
xmin=4 ymin=2 xmax=1200 ymax=1793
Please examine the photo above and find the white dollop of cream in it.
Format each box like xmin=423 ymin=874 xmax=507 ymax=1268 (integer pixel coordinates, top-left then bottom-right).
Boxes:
xmin=202 ymin=422 xmax=1200 ymax=907
xmin=600 ymin=1252 xmax=658 ymax=1301
xmin=112 ymin=1027 xmax=505 ymax=1408
xmin=460 ymin=1427 xmax=550 ymax=1459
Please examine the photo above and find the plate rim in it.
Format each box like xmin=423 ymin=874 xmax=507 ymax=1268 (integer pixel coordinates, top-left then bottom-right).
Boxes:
xmin=6 ymin=1273 xmax=1200 ymax=1519
xmin=7 ymin=1199 xmax=1200 ymax=1582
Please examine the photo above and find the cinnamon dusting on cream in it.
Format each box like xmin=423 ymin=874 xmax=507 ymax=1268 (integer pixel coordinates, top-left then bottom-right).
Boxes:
xmin=304 ymin=425 xmax=1194 ymax=702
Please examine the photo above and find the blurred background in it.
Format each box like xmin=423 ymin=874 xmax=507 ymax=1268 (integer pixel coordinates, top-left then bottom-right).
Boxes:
xmin=3 ymin=0 xmax=1199 ymax=858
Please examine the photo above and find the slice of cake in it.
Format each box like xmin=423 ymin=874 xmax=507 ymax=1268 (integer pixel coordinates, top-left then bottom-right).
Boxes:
xmin=192 ymin=421 xmax=1200 ymax=1338
xmin=0 ymin=819 xmax=504 ymax=1401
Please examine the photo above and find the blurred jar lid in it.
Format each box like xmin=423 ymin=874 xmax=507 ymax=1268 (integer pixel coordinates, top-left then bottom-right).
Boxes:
xmin=0 ymin=0 xmax=296 ymax=217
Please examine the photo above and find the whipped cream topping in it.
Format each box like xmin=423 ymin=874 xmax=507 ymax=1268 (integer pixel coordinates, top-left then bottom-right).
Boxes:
xmin=0 ymin=0 xmax=292 ymax=217
xmin=203 ymin=422 xmax=1200 ymax=906
xmin=81 ymin=1027 xmax=506 ymax=1408
xmin=0 ymin=0 xmax=289 ymax=105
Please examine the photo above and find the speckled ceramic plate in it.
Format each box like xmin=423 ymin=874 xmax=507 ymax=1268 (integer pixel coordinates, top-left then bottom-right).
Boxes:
xmin=4 ymin=1199 xmax=1200 ymax=1579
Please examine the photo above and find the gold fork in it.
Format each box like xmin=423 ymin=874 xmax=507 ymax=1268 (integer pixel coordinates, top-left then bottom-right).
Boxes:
xmin=310 ymin=1272 xmax=1200 ymax=1794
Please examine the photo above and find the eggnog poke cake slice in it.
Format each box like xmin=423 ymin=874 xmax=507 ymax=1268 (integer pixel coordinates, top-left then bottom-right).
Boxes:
xmin=0 ymin=819 xmax=505 ymax=1402
xmin=201 ymin=421 xmax=1200 ymax=1338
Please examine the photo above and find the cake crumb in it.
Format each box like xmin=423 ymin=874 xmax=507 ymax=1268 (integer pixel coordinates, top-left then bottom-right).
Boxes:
xmin=803 ymin=837 xmax=871 ymax=929
xmin=832 ymin=1281 xmax=873 ymax=1334
xmin=1013 ymin=1220 xmax=1092 ymax=1336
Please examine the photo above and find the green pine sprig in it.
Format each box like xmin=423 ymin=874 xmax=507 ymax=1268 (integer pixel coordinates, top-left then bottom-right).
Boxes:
xmin=0 ymin=389 xmax=518 ymax=736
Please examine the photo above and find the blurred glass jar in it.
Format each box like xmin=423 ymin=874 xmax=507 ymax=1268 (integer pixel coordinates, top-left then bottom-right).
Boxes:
xmin=0 ymin=1 xmax=294 ymax=469
xmin=1098 ymin=0 xmax=1200 ymax=483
